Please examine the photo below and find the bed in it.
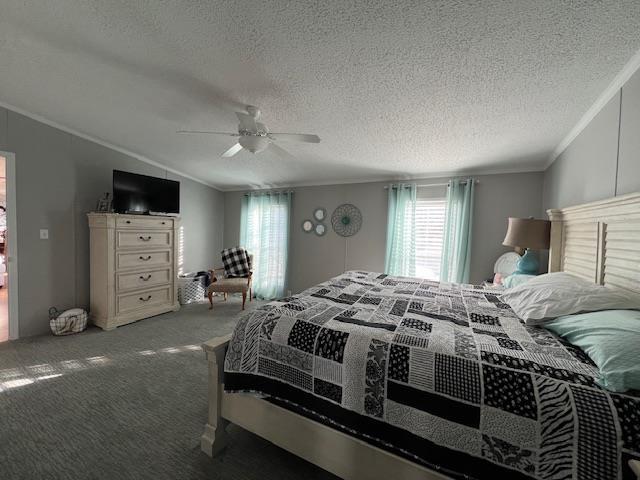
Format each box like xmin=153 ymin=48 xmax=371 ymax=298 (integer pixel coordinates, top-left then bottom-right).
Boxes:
xmin=201 ymin=192 xmax=640 ymax=480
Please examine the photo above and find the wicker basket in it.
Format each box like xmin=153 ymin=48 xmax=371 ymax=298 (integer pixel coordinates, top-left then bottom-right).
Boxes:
xmin=49 ymin=307 xmax=88 ymax=336
xmin=178 ymin=272 xmax=207 ymax=305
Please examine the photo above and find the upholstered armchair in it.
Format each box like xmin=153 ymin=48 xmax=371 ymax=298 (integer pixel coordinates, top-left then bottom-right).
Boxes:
xmin=207 ymin=254 xmax=253 ymax=311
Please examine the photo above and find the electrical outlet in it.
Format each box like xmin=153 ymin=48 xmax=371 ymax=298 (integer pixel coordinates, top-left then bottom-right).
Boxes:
xmin=39 ymin=229 xmax=49 ymax=240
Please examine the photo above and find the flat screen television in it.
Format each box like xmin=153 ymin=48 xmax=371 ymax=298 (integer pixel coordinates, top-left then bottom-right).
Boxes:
xmin=112 ymin=170 xmax=180 ymax=214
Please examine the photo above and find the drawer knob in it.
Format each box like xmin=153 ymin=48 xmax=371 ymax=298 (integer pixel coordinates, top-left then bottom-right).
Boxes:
xmin=139 ymin=235 xmax=152 ymax=241
xmin=139 ymin=295 xmax=152 ymax=302
xmin=139 ymin=274 xmax=152 ymax=281
xmin=126 ymin=220 xmax=131 ymax=224
xmin=139 ymin=255 xmax=152 ymax=261
xmin=161 ymin=221 xmax=166 ymax=225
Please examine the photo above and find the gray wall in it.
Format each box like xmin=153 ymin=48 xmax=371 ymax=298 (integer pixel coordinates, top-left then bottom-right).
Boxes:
xmin=617 ymin=68 xmax=640 ymax=195
xmin=225 ymin=172 xmax=544 ymax=294
xmin=0 ymin=108 xmax=7 ymax=150
xmin=0 ymin=107 xmax=224 ymax=337
xmin=544 ymin=67 xmax=640 ymax=209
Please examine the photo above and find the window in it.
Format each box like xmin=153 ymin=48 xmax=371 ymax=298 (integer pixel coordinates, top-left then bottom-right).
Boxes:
xmin=240 ymin=192 xmax=291 ymax=300
xmin=414 ymin=195 xmax=446 ymax=280
xmin=244 ymin=202 xmax=288 ymax=290
xmin=385 ymin=184 xmax=446 ymax=280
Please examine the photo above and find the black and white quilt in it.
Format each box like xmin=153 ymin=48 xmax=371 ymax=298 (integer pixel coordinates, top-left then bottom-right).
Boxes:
xmin=224 ymin=271 xmax=640 ymax=480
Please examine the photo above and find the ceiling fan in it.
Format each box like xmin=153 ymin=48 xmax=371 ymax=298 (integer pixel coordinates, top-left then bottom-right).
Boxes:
xmin=177 ymin=105 xmax=320 ymax=158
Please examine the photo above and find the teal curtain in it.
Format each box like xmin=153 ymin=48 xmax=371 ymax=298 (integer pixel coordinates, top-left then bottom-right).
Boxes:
xmin=240 ymin=191 xmax=291 ymax=300
xmin=384 ymin=183 xmax=417 ymax=276
xmin=440 ymin=179 xmax=475 ymax=283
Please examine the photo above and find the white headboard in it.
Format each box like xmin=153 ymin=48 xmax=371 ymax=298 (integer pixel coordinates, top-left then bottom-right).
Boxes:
xmin=547 ymin=192 xmax=640 ymax=293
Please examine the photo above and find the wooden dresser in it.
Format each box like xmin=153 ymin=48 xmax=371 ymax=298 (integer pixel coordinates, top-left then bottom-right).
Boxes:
xmin=88 ymin=213 xmax=180 ymax=330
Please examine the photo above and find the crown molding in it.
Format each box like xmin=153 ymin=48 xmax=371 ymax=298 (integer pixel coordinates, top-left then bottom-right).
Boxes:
xmin=545 ymin=47 xmax=640 ymax=170
xmin=0 ymin=100 xmax=220 ymax=191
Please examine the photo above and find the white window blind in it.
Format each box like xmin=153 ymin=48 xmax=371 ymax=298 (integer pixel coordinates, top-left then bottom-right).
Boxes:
xmin=414 ymin=191 xmax=446 ymax=281
xmin=244 ymin=203 xmax=288 ymax=293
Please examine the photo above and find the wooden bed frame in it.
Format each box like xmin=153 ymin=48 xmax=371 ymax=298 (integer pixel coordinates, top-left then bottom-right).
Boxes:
xmin=202 ymin=192 xmax=640 ymax=480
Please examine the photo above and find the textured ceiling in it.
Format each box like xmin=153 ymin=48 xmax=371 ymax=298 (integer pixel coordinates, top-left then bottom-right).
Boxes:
xmin=1 ymin=1 xmax=640 ymax=190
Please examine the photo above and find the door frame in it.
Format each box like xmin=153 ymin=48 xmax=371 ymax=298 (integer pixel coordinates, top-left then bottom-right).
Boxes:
xmin=1 ymin=151 xmax=18 ymax=340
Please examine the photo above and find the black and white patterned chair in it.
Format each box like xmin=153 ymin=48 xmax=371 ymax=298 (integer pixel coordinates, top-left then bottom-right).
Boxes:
xmin=207 ymin=248 xmax=253 ymax=311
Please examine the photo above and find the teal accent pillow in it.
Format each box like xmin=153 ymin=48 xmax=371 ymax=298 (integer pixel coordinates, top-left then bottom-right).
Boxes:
xmin=545 ymin=310 xmax=640 ymax=392
xmin=503 ymin=274 xmax=537 ymax=289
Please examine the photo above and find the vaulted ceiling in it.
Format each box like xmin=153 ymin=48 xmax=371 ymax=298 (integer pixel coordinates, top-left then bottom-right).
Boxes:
xmin=1 ymin=1 xmax=640 ymax=190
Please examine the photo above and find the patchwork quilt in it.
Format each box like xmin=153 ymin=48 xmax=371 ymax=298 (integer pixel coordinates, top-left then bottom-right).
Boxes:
xmin=224 ymin=271 xmax=640 ymax=480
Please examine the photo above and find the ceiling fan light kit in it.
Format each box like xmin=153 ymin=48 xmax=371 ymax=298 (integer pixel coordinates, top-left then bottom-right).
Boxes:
xmin=178 ymin=105 xmax=320 ymax=158
xmin=239 ymin=135 xmax=270 ymax=154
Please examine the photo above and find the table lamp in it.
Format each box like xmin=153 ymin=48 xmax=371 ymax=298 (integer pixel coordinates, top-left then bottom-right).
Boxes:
xmin=502 ymin=217 xmax=551 ymax=275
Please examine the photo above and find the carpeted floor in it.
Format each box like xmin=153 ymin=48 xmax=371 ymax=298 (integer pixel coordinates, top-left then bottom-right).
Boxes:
xmin=0 ymin=297 xmax=338 ymax=480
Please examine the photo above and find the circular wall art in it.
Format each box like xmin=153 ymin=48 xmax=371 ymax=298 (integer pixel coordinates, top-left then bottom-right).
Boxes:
xmin=302 ymin=219 xmax=314 ymax=233
xmin=331 ymin=204 xmax=362 ymax=237
xmin=313 ymin=207 xmax=326 ymax=222
xmin=314 ymin=223 xmax=327 ymax=236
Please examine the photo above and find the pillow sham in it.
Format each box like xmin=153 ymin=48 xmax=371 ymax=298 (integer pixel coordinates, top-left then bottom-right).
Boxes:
xmin=545 ymin=310 xmax=640 ymax=392
xmin=499 ymin=272 xmax=640 ymax=325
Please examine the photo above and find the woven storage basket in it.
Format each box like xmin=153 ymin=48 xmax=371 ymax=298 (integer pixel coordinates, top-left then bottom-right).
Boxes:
xmin=49 ymin=307 xmax=88 ymax=336
xmin=178 ymin=272 xmax=207 ymax=305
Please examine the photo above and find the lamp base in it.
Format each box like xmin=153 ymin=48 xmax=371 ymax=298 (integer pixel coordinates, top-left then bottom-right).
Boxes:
xmin=515 ymin=249 xmax=539 ymax=275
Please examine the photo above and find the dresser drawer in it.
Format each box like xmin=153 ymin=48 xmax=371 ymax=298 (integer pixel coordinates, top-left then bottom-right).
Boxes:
xmin=116 ymin=216 xmax=173 ymax=230
xmin=117 ymin=286 xmax=172 ymax=314
xmin=117 ymin=268 xmax=173 ymax=292
xmin=117 ymin=250 xmax=171 ymax=270
xmin=116 ymin=230 xmax=172 ymax=249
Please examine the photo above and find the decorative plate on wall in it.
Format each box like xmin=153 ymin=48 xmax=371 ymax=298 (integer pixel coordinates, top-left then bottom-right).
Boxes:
xmin=331 ymin=204 xmax=362 ymax=237
xmin=314 ymin=223 xmax=327 ymax=236
xmin=313 ymin=208 xmax=326 ymax=222
xmin=302 ymin=219 xmax=314 ymax=233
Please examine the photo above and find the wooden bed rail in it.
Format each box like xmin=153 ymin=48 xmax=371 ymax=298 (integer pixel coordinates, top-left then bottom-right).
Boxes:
xmin=201 ymin=335 xmax=232 ymax=456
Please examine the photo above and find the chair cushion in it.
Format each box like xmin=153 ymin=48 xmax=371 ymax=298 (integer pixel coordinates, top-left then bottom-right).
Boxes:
xmin=208 ymin=277 xmax=250 ymax=293
xmin=221 ymin=247 xmax=251 ymax=278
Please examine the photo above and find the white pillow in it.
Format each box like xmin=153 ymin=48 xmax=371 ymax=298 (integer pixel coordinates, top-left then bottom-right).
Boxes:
xmin=500 ymin=272 xmax=640 ymax=325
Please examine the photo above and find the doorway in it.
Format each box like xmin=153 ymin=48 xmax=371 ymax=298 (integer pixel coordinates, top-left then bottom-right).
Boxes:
xmin=0 ymin=152 xmax=17 ymax=341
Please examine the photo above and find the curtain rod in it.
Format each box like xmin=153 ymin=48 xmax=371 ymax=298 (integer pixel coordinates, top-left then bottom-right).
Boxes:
xmin=243 ymin=190 xmax=294 ymax=196
xmin=384 ymin=179 xmax=479 ymax=189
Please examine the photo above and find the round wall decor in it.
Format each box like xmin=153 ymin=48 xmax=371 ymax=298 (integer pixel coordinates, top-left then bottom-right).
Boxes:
xmin=314 ymin=223 xmax=327 ymax=236
xmin=313 ymin=208 xmax=326 ymax=222
xmin=302 ymin=219 xmax=314 ymax=233
xmin=331 ymin=204 xmax=362 ymax=237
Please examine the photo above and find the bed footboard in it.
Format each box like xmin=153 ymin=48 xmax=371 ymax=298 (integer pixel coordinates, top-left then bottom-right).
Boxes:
xmin=201 ymin=334 xmax=232 ymax=457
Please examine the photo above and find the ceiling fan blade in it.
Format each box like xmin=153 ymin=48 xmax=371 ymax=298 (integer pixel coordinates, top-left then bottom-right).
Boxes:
xmin=222 ymin=143 xmax=243 ymax=158
xmin=268 ymin=133 xmax=320 ymax=143
xmin=177 ymin=130 xmax=239 ymax=136
xmin=268 ymin=143 xmax=296 ymax=160
xmin=236 ymin=112 xmax=258 ymax=132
